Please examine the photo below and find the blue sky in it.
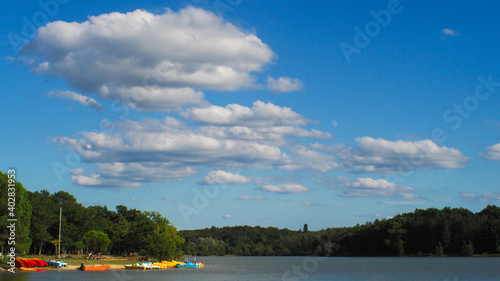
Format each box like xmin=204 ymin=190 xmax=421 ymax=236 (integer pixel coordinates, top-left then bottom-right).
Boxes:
xmin=1 ymin=0 xmax=499 ymax=230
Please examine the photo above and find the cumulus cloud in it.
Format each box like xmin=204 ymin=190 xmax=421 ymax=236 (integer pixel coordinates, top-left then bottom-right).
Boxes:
xmin=267 ymin=76 xmax=303 ymax=93
xmin=461 ymin=192 xmax=500 ymax=203
xmin=202 ymin=170 xmax=250 ymax=185
xmin=337 ymin=177 xmax=418 ymax=200
xmin=71 ymin=162 xmax=197 ymax=187
xmin=71 ymin=173 xmax=140 ymax=188
xmin=20 ymin=7 xmax=275 ymax=111
xmin=479 ymin=143 xmax=500 ymax=161
xmin=181 ymin=100 xmax=309 ymax=127
xmin=262 ymin=184 xmax=309 ymax=194
xmin=57 ymin=117 xmax=289 ymax=167
xmin=55 ymin=99 xmax=332 ymax=188
xmin=48 ymin=90 xmax=103 ymax=111
xmin=331 ymin=137 xmax=468 ymax=173
xmin=237 ymin=195 xmax=265 ymax=201
xmin=99 ymin=86 xmax=206 ymax=112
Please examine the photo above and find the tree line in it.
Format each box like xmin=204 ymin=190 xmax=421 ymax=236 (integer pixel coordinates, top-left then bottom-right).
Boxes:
xmin=180 ymin=206 xmax=500 ymax=257
xmin=2 ymin=170 xmax=499 ymax=258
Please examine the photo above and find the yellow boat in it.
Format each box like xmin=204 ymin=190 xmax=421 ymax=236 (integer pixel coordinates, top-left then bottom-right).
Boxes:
xmin=160 ymin=261 xmax=179 ymax=268
xmin=152 ymin=261 xmax=169 ymax=269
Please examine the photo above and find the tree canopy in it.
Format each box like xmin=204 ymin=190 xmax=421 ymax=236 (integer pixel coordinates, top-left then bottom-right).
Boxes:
xmin=83 ymin=230 xmax=110 ymax=253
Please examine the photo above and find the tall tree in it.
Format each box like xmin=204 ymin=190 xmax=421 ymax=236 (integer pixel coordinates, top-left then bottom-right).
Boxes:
xmin=144 ymin=211 xmax=185 ymax=260
xmin=28 ymin=190 xmax=57 ymax=255
xmin=0 ymin=170 xmax=32 ymax=254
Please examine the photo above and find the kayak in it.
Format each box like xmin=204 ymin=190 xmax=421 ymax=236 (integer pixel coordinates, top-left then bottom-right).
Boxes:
xmin=20 ymin=267 xmax=47 ymax=272
xmin=31 ymin=259 xmax=49 ymax=267
xmin=79 ymin=265 xmax=111 ymax=271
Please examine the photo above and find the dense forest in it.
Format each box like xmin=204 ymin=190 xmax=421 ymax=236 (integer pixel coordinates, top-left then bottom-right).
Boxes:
xmin=181 ymin=205 xmax=500 ymax=257
xmin=1 ymin=170 xmax=500 ymax=258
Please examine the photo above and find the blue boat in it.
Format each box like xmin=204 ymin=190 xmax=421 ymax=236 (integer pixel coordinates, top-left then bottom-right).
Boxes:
xmin=176 ymin=261 xmax=202 ymax=268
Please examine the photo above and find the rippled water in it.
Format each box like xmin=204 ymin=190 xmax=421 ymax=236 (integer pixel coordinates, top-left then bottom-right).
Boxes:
xmin=2 ymin=256 xmax=500 ymax=281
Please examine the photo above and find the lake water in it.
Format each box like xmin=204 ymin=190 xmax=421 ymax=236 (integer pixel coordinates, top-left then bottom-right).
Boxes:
xmin=2 ymin=256 xmax=500 ymax=281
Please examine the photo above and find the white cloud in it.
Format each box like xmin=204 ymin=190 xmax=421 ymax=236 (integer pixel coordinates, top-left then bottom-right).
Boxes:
xmin=181 ymin=100 xmax=309 ymax=127
xmin=440 ymin=28 xmax=458 ymax=38
xmin=202 ymin=170 xmax=250 ymax=185
xmin=332 ymin=137 xmax=468 ymax=173
xmin=56 ymin=101 xmax=333 ymax=188
xmin=71 ymin=173 xmax=140 ymax=188
xmin=237 ymin=195 xmax=265 ymax=201
xmin=267 ymin=76 xmax=303 ymax=93
xmin=283 ymin=146 xmax=339 ymax=172
xmin=337 ymin=177 xmax=418 ymax=200
xmin=262 ymin=184 xmax=309 ymax=194
xmin=161 ymin=197 xmax=175 ymax=202
xmin=479 ymin=143 xmax=500 ymax=161
xmin=57 ymin=117 xmax=288 ymax=166
xmin=48 ymin=90 xmax=103 ymax=111
xmin=20 ymin=7 xmax=275 ymax=111
xmin=223 ymin=214 xmax=234 ymax=219
xmin=71 ymin=162 xmax=197 ymax=187
xmin=99 ymin=86 xmax=206 ymax=112
xmin=461 ymin=192 xmax=500 ymax=203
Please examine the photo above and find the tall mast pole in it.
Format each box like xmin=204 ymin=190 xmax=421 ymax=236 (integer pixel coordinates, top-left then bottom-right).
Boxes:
xmin=58 ymin=207 xmax=62 ymax=258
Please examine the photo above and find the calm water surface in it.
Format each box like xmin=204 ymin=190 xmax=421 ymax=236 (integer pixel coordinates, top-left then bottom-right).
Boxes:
xmin=2 ymin=256 xmax=500 ymax=281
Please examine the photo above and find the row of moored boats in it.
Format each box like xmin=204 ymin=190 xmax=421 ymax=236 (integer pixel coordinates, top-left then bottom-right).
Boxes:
xmin=124 ymin=260 xmax=204 ymax=270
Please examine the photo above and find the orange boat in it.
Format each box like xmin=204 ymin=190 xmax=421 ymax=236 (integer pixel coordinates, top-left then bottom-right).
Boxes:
xmin=78 ymin=265 xmax=111 ymax=271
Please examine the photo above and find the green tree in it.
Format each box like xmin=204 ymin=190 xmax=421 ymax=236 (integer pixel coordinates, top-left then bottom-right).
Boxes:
xmin=28 ymin=190 xmax=57 ymax=255
xmin=0 ymin=170 xmax=32 ymax=254
xmin=460 ymin=240 xmax=474 ymax=257
xmin=435 ymin=242 xmax=444 ymax=257
xmin=52 ymin=191 xmax=88 ymax=253
xmin=144 ymin=211 xmax=184 ymax=260
xmin=83 ymin=230 xmax=111 ymax=253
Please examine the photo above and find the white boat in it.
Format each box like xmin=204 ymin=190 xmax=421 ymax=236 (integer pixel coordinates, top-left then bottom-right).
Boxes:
xmin=124 ymin=262 xmax=160 ymax=270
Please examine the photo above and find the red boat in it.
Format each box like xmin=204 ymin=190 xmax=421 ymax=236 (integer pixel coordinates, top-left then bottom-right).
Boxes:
xmin=78 ymin=265 xmax=111 ymax=271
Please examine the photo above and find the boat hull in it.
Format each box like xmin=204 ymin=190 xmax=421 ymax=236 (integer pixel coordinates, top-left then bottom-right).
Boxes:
xmin=80 ymin=265 xmax=111 ymax=271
